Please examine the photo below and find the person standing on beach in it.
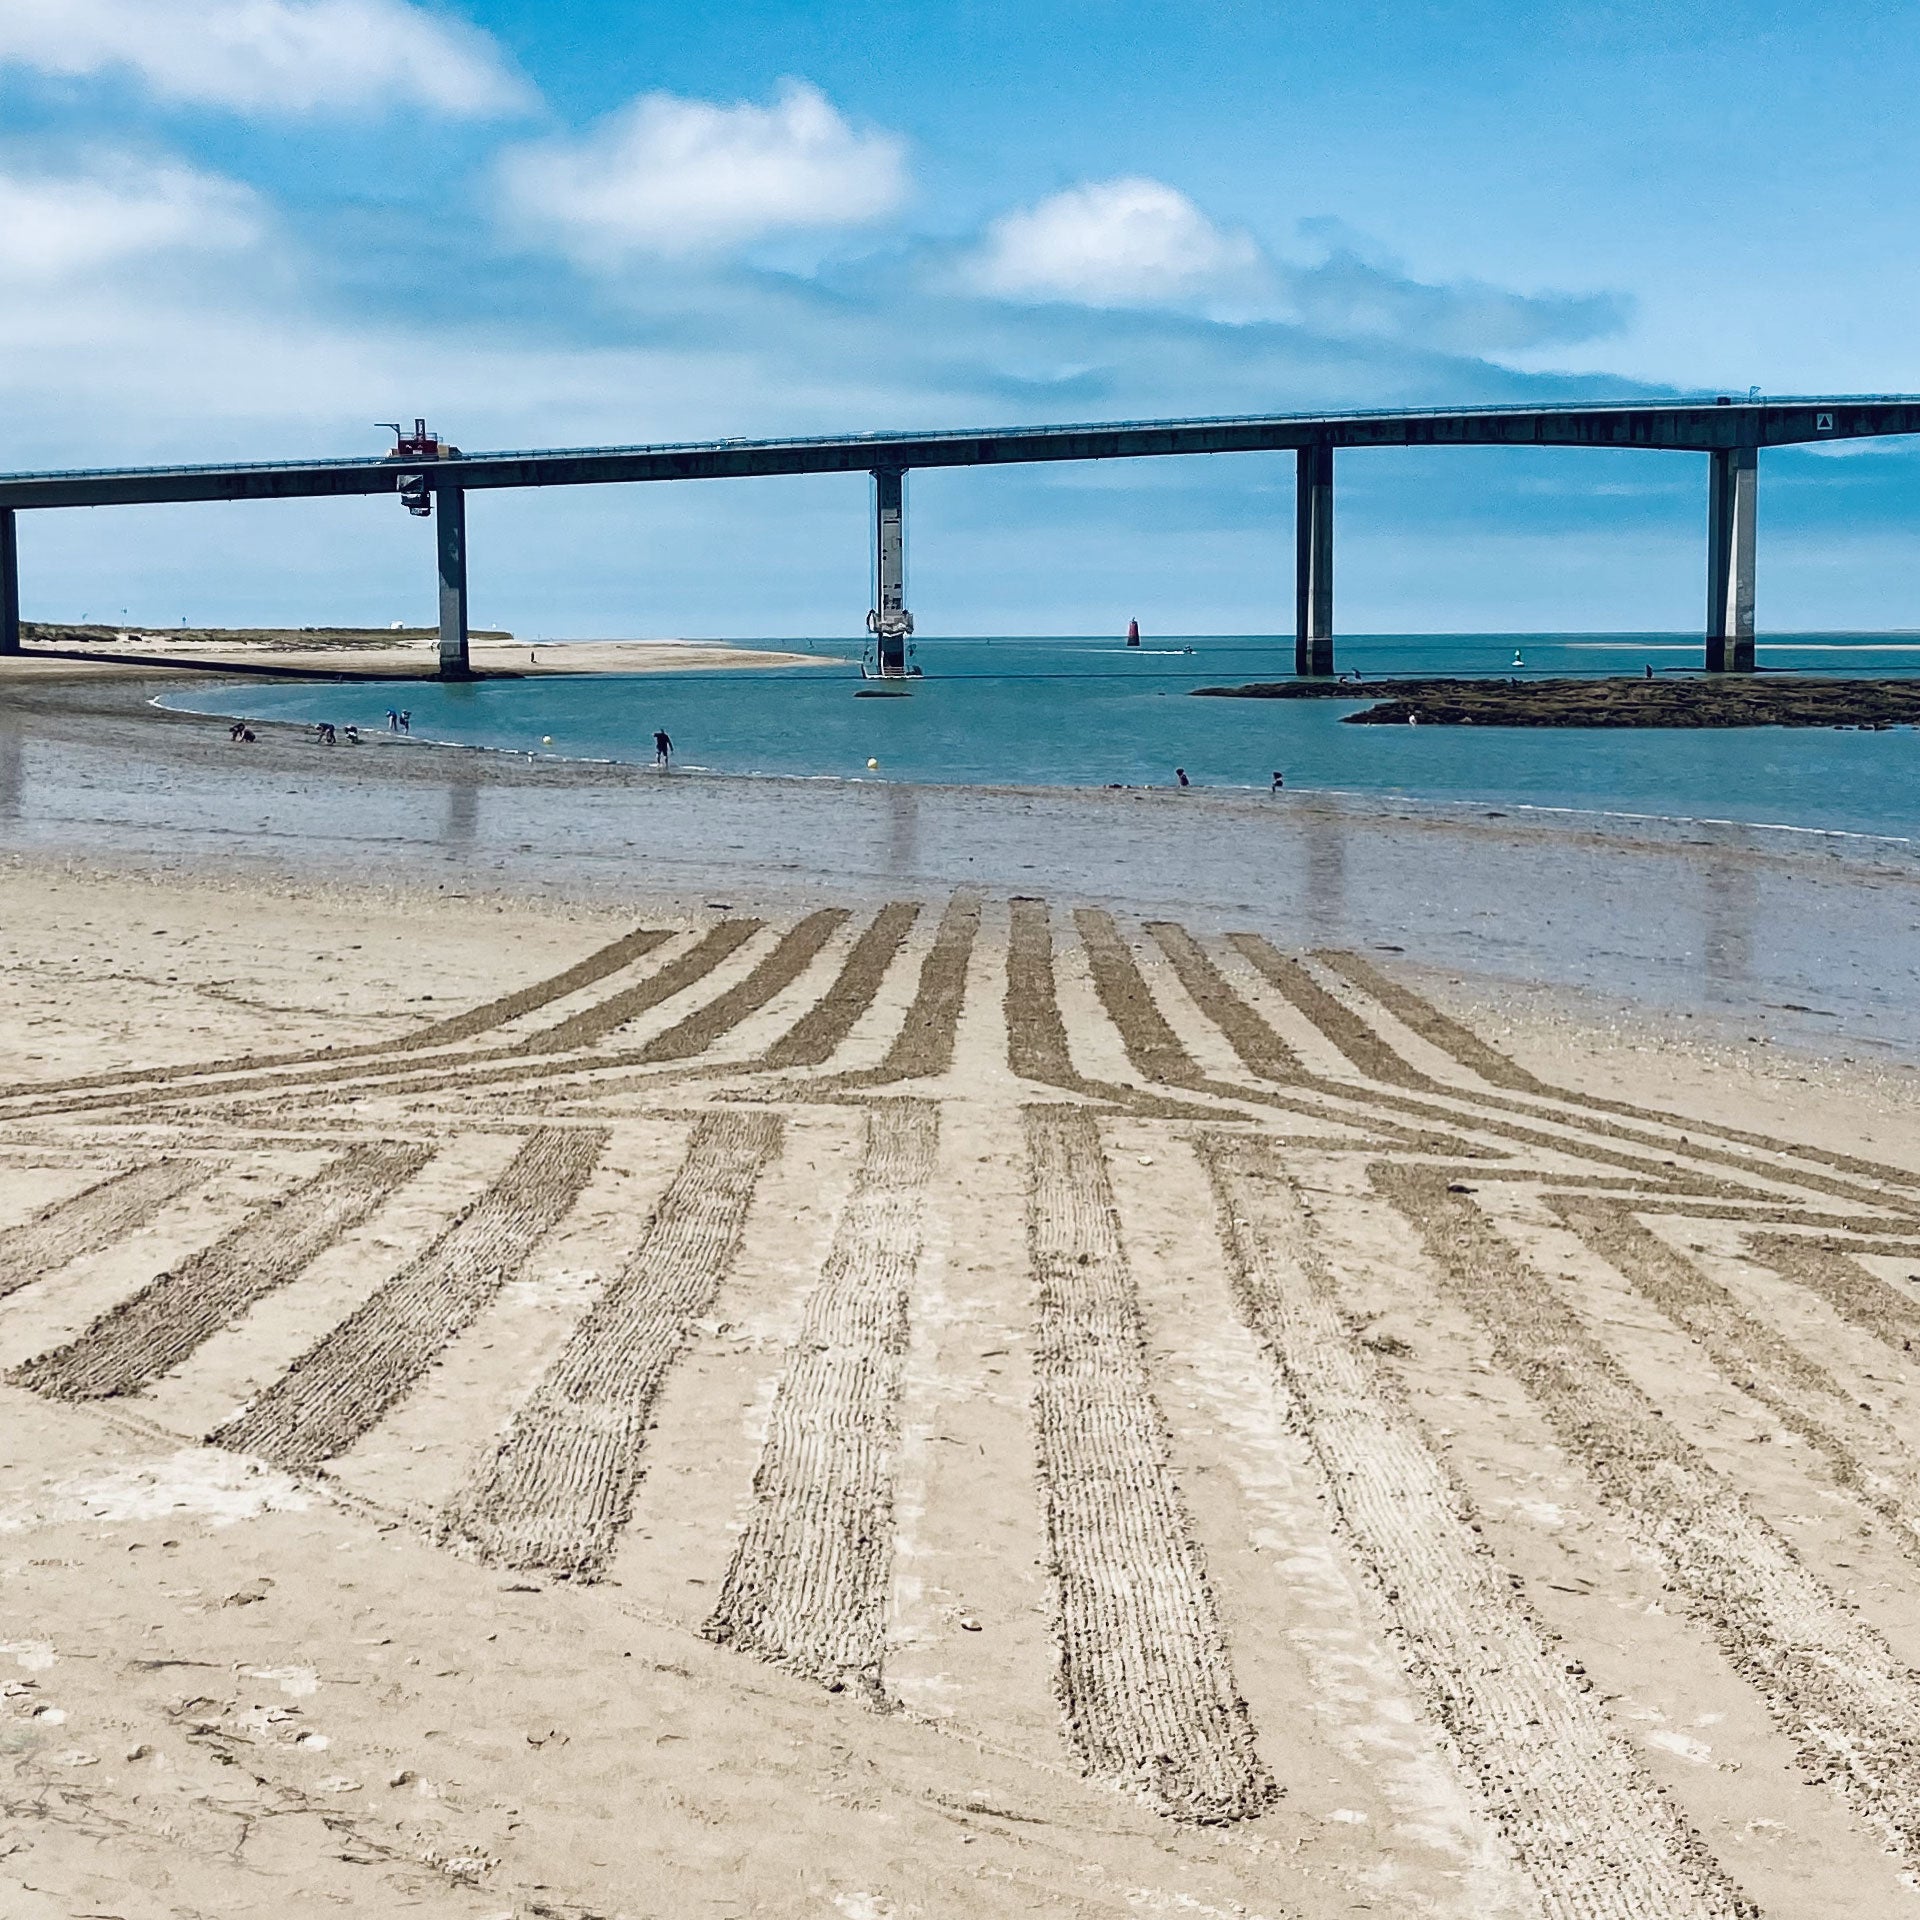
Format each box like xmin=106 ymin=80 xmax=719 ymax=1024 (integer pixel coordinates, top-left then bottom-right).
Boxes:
xmin=654 ymin=729 xmax=673 ymax=767
xmin=1175 ymin=767 xmax=1190 ymax=788
xmin=386 ymin=708 xmax=399 ymax=733
xmin=399 ymin=711 xmax=411 ymax=735
xmin=1271 ymin=770 xmax=1285 ymax=792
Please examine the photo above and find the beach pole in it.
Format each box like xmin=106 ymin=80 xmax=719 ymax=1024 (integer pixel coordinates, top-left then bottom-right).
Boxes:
xmin=436 ymin=485 xmax=470 ymax=679
xmin=1706 ymin=444 xmax=1757 ymax=672
xmin=869 ymin=467 xmax=912 ymax=676
xmin=1295 ymin=445 xmax=1334 ymax=676
xmin=0 ymin=509 xmax=19 ymax=656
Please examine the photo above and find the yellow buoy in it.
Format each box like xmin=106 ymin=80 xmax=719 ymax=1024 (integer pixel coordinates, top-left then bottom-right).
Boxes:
xmin=867 ymin=757 xmax=879 ymax=769
xmin=542 ymin=735 xmax=553 ymax=744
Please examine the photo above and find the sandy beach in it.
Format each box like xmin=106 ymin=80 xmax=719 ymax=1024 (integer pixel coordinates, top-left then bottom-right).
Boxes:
xmin=9 ymin=630 xmax=824 ymax=680
xmin=4 ymin=673 xmax=1920 ymax=1918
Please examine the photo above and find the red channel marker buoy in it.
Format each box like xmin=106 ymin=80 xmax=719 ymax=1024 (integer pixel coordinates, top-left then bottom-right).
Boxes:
xmin=1126 ymin=618 xmax=1140 ymax=646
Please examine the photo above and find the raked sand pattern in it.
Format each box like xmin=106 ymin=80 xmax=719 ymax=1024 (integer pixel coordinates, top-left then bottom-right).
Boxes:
xmin=5 ymin=890 xmax=1920 ymax=1916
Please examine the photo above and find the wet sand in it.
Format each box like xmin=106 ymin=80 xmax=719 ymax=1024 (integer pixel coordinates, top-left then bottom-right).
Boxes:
xmin=4 ymin=669 xmax=1920 ymax=1918
xmin=3 ymin=671 xmax=1918 ymax=1057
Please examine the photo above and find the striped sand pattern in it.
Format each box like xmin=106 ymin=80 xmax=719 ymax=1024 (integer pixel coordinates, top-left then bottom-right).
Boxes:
xmin=0 ymin=1159 xmax=208 ymax=1301
xmin=635 ymin=910 xmax=850 ymax=1063
xmin=703 ymin=1100 xmax=938 ymax=1692
xmin=1379 ymin=1161 xmax=1920 ymax=1869
xmin=1202 ymin=1136 xmax=1750 ymax=1919
xmin=837 ymin=891 xmax=980 ymax=1085
xmin=212 ymin=1128 xmax=607 ymax=1472
xmin=441 ymin=1110 xmax=781 ymax=1580
xmin=13 ymin=1141 xmax=431 ymax=1399
xmin=758 ymin=902 xmax=920 ymax=1070
xmin=1025 ymin=1104 xmax=1274 ymax=1824
xmin=14 ymin=888 xmax=1920 ymax=1897
xmin=1551 ymin=1194 xmax=1920 ymax=1559
xmin=1747 ymin=1230 xmax=1920 ymax=1355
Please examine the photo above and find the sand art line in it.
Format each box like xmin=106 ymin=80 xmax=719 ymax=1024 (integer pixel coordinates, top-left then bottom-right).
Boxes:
xmin=1320 ymin=947 xmax=1920 ymax=1203
xmin=187 ymin=920 xmax=771 ymax=1123
xmin=1312 ymin=948 xmax=1554 ymax=1093
xmin=1614 ymin=1200 xmax=1915 ymax=1232
xmin=212 ymin=1127 xmax=607 ymax=1472
xmin=1551 ymin=1196 xmax=1920 ymax=1561
xmin=441 ymin=1109 xmax=782 ymax=1580
xmin=1228 ymin=934 xmax=1433 ymax=1091
xmin=1144 ymin=923 xmax=1875 ymax=1202
xmin=356 ymin=896 xmax=940 ymax=1113
xmin=12 ymin=1140 xmax=432 ymax=1400
xmin=758 ymin=903 xmax=921 ymax=1071
xmin=1153 ymin=926 xmax=1910 ymax=1214
xmin=515 ymin=907 xmax=881 ymax=1108
xmin=1076 ymin=909 xmax=1482 ymax=1152
xmin=0 ymin=1159 xmax=209 ymax=1301
xmin=180 ymin=921 xmax=777 ymax=1124
xmin=1004 ymin=902 xmax=1245 ymax=1123
xmin=1747 ymin=1233 xmax=1920 ymax=1354
xmin=1144 ymin=921 xmax=1302 ymax=1080
xmin=703 ymin=1100 xmax=938 ymax=1693
xmin=0 ymin=924 xmax=682 ymax=1121
xmin=1379 ymin=1162 xmax=1920 ymax=1869
xmin=535 ymin=921 xmax=764 ymax=1052
xmin=1024 ymin=1104 xmax=1274 ymax=1825
xmin=1200 ymin=1136 xmax=1748 ymax=1920
xmin=836 ymin=892 xmax=981 ymax=1086
xmin=636 ymin=909 xmax=850 ymax=1063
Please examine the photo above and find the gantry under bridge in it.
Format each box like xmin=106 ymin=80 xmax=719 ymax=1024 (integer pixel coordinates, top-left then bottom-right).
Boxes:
xmin=3 ymin=396 xmax=1917 ymax=680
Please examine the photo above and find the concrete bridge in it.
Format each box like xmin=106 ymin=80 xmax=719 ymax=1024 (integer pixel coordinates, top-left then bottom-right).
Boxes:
xmin=2 ymin=396 xmax=1916 ymax=680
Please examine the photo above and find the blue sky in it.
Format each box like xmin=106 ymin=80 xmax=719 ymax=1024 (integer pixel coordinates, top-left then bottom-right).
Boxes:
xmin=2 ymin=0 xmax=1918 ymax=638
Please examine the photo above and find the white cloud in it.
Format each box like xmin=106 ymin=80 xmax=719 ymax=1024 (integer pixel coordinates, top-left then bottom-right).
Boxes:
xmin=0 ymin=0 xmax=527 ymax=115
xmin=963 ymin=177 xmax=1264 ymax=308
xmin=497 ymin=79 xmax=909 ymax=264
xmin=0 ymin=155 xmax=263 ymax=282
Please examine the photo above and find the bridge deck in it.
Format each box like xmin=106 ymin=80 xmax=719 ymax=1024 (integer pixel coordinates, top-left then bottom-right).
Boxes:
xmin=2 ymin=397 xmax=1918 ymax=510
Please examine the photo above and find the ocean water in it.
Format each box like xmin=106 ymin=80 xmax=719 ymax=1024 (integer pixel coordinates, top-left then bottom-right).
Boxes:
xmin=161 ymin=633 xmax=1920 ymax=841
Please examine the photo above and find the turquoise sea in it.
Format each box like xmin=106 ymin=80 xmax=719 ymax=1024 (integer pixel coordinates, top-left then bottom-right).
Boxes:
xmin=162 ymin=634 xmax=1920 ymax=842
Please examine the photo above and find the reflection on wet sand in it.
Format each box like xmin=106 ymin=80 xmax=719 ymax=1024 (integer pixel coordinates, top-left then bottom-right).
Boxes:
xmin=442 ymin=779 xmax=480 ymax=848
xmin=1302 ymin=805 xmax=1348 ymax=943
xmin=1702 ymin=843 xmax=1757 ymax=999
xmin=0 ymin=724 xmax=21 ymax=825
xmin=885 ymin=782 xmax=919 ymax=878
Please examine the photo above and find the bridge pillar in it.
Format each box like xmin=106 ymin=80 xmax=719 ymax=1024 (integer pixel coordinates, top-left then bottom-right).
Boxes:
xmin=1 ymin=509 xmax=19 ymax=656
xmin=1707 ymin=445 xmax=1757 ymax=672
xmin=869 ymin=467 xmax=912 ymax=676
xmin=1295 ymin=444 xmax=1333 ymax=676
xmin=436 ymin=486 xmax=470 ymax=679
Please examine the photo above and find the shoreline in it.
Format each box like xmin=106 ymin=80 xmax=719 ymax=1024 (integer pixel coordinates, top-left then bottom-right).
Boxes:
xmin=147 ymin=676 xmax=1920 ymax=854
xmin=3 ymin=671 xmax=1918 ymax=1061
